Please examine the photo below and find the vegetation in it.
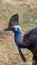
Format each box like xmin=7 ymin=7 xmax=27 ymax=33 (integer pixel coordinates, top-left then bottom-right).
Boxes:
xmin=0 ymin=0 xmax=37 ymax=65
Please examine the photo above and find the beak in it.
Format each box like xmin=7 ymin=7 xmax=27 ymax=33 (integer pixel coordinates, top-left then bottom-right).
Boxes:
xmin=4 ymin=27 xmax=10 ymax=31
xmin=4 ymin=26 xmax=15 ymax=32
xmin=4 ymin=27 xmax=11 ymax=31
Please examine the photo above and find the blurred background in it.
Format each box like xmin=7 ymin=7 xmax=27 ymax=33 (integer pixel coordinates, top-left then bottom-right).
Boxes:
xmin=0 ymin=0 xmax=37 ymax=65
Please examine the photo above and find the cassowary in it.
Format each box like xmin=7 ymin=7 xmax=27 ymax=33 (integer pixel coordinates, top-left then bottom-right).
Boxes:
xmin=4 ymin=25 xmax=37 ymax=64
xmin=4 ymin=14 xmax=37 ymax=65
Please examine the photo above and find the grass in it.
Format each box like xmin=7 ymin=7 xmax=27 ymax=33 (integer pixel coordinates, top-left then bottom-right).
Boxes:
xmin=0 ymin=0 xmax=37 ymax=65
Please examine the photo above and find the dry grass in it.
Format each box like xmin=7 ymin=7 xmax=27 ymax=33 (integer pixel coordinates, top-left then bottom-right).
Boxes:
xmin=0 ymin=20 xmax=32 ymax=65
xmin=0 ymin=0 xmax=37 ymax=65
xmin=0 ymin=30 xmax=33 ymax=65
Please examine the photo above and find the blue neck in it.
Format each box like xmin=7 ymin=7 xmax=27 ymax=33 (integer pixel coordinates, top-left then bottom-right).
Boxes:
xmin=14 ymin=32 xmax=22 ymax=46
xmin=14 ymin=31 xmax=30 ymax=48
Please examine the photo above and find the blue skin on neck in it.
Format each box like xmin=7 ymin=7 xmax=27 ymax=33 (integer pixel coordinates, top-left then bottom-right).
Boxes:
xmin=14 ymin=31 xmax=22 ymax=46
xmin=13 ymin=26 xmax=30 ymax=47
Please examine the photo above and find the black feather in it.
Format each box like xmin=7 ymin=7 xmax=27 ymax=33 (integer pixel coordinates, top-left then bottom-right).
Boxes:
xmin=24 ymin=27 xmax=37 ymax=61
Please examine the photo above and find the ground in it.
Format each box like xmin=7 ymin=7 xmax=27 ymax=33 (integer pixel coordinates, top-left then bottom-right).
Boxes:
xmin=0 ymin=0 xmax=37 ymax=65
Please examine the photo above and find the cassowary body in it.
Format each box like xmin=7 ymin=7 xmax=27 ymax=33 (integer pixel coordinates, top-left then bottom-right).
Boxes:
xmin=4 ymin=25 xmax=37 ymax=64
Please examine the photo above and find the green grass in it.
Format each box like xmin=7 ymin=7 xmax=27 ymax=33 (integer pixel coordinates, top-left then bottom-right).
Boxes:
xmin=0 ymin=0 xmax=37 ymax=31
xmin=0 ymin=0 xmax=37 ymax=65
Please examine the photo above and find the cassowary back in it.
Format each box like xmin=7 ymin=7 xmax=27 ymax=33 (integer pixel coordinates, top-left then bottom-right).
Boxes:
xmin=24 ymin=27 xmax=37 ymax=61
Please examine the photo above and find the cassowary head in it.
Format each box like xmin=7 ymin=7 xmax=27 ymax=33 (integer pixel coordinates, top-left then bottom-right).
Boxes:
xmin=4 ymin=14 xmax=19 ymax=31
xmin=4 ymin=25 xmax=22 ymax=34
xmin=12 ymin=25 xmax=22 ymax=33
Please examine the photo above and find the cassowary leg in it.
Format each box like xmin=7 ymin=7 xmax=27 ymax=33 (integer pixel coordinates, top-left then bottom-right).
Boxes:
xmin=32 ymin=60 xmax=37 ymax=65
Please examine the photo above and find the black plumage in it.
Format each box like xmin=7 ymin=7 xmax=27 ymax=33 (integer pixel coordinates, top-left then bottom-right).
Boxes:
xmin=24 ymin=27 xmax=37 ymax=61
xmin=4 ymin=14 xmax=37 ymax=62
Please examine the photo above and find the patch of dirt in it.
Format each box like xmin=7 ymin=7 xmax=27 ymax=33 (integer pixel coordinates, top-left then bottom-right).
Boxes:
xmin=0 ymin=19 xmax=8 ymax=31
